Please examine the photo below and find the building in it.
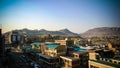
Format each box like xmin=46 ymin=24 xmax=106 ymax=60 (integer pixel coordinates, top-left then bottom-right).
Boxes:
xmin=0 ymin=28 xmax=5 ymax=57
xmin=44 ymin=42 xmax=66 ymax=57
xmin=88 ymin=49 xmax=103 ymax=60
xmin=108 ymin=43 xmax=120 ymax=52
xmin=55 ymin=40 xmax=67 ymax=45
xmin=89 ymin=58 xmax=120 ymax=68
xmin=55 ymin=38 xmax=74 ymax=46
xmin=72 ymin=51 xmax=89 ymax=68
xmin=89 ymin=52 xmax=99 ymax=60
xmin=60 ymin=56 xmax=80 ymax=68
xmin=88 ymin=49 xmax=120 ymax=68
xmin=31 ymin=42 xmax=41 ymax=52
xmin=6 ymin=31 xmax=24 ymax=45
xmin=21 ymin=45 xmax=32 ymax=53
xmin=35 ymin=53 xmax=59 ymax=68
xmin=71 ymin=37 xmax=82 ymax=45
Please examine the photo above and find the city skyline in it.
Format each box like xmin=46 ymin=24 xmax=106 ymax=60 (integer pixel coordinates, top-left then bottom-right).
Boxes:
xmin=0 ymin=0 xmax=120 ymax=33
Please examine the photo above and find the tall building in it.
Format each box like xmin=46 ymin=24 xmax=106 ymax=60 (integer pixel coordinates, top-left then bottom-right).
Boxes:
xmin=0 ymin=28 xmax=5 ymax=57
xmin=7 ymin=31 xmax=25 ymax=46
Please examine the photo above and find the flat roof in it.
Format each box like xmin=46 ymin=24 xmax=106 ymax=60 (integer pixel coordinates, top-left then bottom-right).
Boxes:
xmin=32 ymin=42 xmax=42 ymax=46
xmin=60 ymin=56 xmax=79 ymax=61
xmin=73 ymin=51 xmax=88 ymax=54
xmin=36 ymin=53 xmax=53 ymax=59
xmin=90 ymin=60 xmax=120 ymax=68
xmin=46 ymin=44 xmax=59 ymax=48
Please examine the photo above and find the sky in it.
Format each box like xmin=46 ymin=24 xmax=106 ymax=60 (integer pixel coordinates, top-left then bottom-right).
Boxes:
xmin=0 ymin=0 xmax=120 ymax=33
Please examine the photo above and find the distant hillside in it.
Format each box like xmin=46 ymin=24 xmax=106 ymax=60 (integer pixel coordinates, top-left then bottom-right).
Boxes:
xmin=81 ymin=27 xmax=120 ymax=37
xmin=59 ymin=29 xmax=79 ymax=36
xmin=4 ymin=28 xmax=79 ymax=37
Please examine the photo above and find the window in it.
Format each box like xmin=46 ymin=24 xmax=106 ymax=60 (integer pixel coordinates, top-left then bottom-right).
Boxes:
xmin=114 ymin=61 xmax=117 ymax=63
xmin=118 ymin=62 xmax=120 ymax=64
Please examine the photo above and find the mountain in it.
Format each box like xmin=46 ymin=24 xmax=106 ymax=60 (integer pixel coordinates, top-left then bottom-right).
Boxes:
xmin=81 ymin=27 xmax=120 ymax=37
xmin=59 ymin=29 xmax=79 ymax=36
xmin=5 ymin=28 xmax=79 ymax=37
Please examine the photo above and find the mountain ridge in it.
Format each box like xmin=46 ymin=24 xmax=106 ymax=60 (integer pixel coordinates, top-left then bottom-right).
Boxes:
xmin=4 ymin=28 xmax=79 ymax=37
xmin=81 ymin=27 xmax=120 ymax=37
xmin=4 ymin=27 xmax=120 ymax=37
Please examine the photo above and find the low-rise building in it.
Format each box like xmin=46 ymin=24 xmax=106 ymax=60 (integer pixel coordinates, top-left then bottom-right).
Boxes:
xmin=72 ymin=51 xmax=89 ymax=68
xmin=44 ymin=42 xmax=66 ymax=57
xmin=89 ymin=52 xmax=99 ymax=60
xmin=60 ymin=56 xmax=80 ymax=68
xmin=88 ymin=49 xmax=120 ymax=68
xmin=71 ymin=37 xmax=82 ymax=45
xmin=36 ymin=53 xmax=59 ymax=68
xmin=89 ymin=58 xmax=120 ymax=68
xmin=31 ymin=42 xmax=41 ymax=51
xmin=55 ymin=38 xmax=74 ymax=46
xmin=108 ymin=43 xmax=120 ymax=52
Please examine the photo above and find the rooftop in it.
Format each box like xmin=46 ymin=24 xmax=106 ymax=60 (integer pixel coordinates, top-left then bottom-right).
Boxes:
xmin=90 ymin=60 xmax=120 ymax=68
xmin=46 ymin=44 xmax=59 ymax=49
xmin=45 ymin=42 xmax=60 ymax=49
xmin=60 ymin=56 xmax=79 ymax=61
xmin=21 ymin=46 xmax=32 ymax=50
xmin=73 ymin=51 xmax=88 ymax=55
xmin=32 ymin=42 xmax=42 ymax=47
xmin=36 ymin=53 xmax=54 ymax=59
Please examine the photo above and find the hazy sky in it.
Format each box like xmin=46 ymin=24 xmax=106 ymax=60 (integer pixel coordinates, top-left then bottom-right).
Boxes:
xmin=0 ymin=0 xmax=120 ymax=33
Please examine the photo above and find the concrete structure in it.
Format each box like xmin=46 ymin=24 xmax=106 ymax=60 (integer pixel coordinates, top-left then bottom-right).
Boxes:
xmin=55 ymin=40 xmax=67 ymax=45
xmin=60 ymin=56 xmax=80 ymax=68
xmin=89 ymin=53 xmax=99 ymax=60
xmin=31 ymin=42 xmax=41 ymax=51
xmin=3 ymin=31 xmax=25 ymax=45
xmin=36 ymin=53 xmax=59 ymax=68
xmin=44 ymin=42 xmax=66 ymax=57
xmin=89 ymin=59 xmax=120 ymax=68
xmin=89 ymin=60 xmax=115 ymax=68
xmin=55 ymin=39 xmax=74 ymax=46
xmin=88 ymin=50 xmax=120 ymax=68
xmin=71 ymin=37 xmax=82 ymax=45
xmin=108 ymin=43 xmax=120 ymax=52
xmin=7 ymin=31 xmax=24 ymax=44
xmin=72 ymin=51 xmax=89 ymax=68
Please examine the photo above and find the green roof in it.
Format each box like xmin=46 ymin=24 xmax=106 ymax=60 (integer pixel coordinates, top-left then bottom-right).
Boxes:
xmin=45 ymin=42 xmax=59 ymax=45
xmin=21 ymin=46 xmax=32 ymax=50
xmin=32 ymin=42 xmax=41 ymax=47
xmin=45 ymin=42 xmax=59 ymax=49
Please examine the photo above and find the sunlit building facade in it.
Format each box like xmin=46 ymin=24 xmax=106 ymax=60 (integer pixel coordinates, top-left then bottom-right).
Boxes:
xmin=44 ymin=42 xmax=66 ymax=57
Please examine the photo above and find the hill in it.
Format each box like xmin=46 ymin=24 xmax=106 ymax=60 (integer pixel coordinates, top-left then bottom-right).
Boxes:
xmin=81 ymin=27 xmax=120 ymax=37
xmin=4 ymin=28 xmax=79 ymax=37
